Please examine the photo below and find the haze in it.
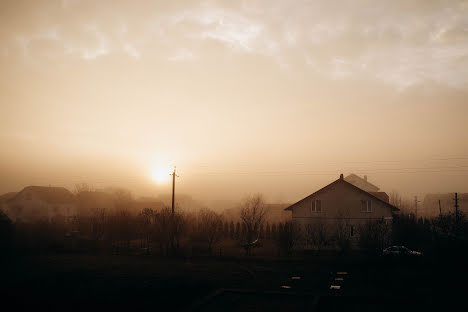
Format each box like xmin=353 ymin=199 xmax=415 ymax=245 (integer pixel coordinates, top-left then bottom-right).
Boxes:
xmin=1 ymin=0 xmax=468 ymax=203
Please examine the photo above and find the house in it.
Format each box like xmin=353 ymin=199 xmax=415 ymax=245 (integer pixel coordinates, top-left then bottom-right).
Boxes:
xmin=344 ymin=173 xmax=380 ymax=193
xmin=6 ymin=186 xmax=76 ymax=222
xmin=0 ymin=192 xmax=17 ymax=213
xmin=284 ymin=174 xmax=399 ymax=249
xmin=132 ymin=198 xmax=165 ymax=214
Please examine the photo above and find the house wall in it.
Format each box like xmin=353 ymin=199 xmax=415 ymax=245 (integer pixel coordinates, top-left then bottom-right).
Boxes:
xmin=7 ymin=191 xmax=76 ymax=222
xmin=291 ymin=182 xmax=393 ymax=248
xmin=8 ymin=194 xmax=47 ymax=221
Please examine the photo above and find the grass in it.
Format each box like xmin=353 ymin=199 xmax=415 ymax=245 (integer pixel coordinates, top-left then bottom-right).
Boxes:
xmin=1 ymin=249 xmax=467 ymax=311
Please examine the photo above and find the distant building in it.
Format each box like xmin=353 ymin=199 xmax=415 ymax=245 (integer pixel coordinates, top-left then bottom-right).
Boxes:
xmin=0 ymin=192 xmax=17 ymax=213
xmin=423 ymin=193 xmax=467 ymax=217
xmin=132 ymin=199 xmax=165 ymax=213
xmin=6 ymin=186 xmax=76 ymax=222
xmin=75 ymin=191 xmax=115 ymax=215
xmin=285 ymin=174 xmax=398 ymax=249
xmin=344 ymin=174 xmax=380 ymax=193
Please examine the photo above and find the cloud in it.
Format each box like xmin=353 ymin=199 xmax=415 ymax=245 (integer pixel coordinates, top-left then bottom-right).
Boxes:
xmin=61 ymin=0 xmax=80 ymax=9
xmin=171 ymin=9 xmax=263 ymax=52
xmin=65 ymin=24 xmax=110 ymax=60
xmin=122 ymin=43 xmax=140 ymax=59
xmin=3 ymin=0 xmax=468 ymax=89
xmin=168 ymin=48 xmax=195 ymax=61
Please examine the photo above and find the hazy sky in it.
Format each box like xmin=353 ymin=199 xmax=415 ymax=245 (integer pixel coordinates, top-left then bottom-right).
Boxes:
xmin=1 ymin=0 xmax=468 ymax=203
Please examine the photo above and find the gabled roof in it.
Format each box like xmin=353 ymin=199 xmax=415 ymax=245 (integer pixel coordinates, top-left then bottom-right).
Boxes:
xmin=0 ymin=192 xmax=18 ymax=203
xmin=284 ymin=177 xmax=399 ymax=212
xmin=8 ymin=186 xmax=75 ymax=204
xmin=369 ymin=192 xmax=390 ymax=203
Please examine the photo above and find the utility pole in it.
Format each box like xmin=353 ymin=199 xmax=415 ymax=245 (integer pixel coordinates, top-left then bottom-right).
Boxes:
xmin=170 ymin=167 xmax=179 ymax=252
xmin=454 ymin=192 xmax=459 ymax=226
xmin=438 ymin=199 xmax=442 ymax=216
xmin=170 ymin=167 xmax=178 ymax=216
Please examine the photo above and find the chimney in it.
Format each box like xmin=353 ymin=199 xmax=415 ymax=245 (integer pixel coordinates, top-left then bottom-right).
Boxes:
xmin=364 ymin=175 xmax=367 ymax=181
xmin=340 ymin=173 xmax=344 ymax=180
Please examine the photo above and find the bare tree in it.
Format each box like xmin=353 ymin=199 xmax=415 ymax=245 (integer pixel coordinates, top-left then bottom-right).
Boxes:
xmin=390 ymin=190 xmax=413 ymax=214
xmin=196 ymin=208 xmax=223 ymax=254
xmin=358 ymin=219 xmax=392 ymax=252
xmin=229 ymin=221 xmax=235 ymax=239
xmin=389 ymin=190 xmax=402 ymax=208
xmin=138 ymin=208 xmax=154 ymax=250
xmin=305 ymin=219 xmax=330 ymax=250
xmin=111 ymin=188 xmax=133 ymax=211
xmin=172 ymin=211 xmax=188 ymax=250
xmin=107 ymin=209 xmax=134 ymax=254
xmin=433 ymin=210 xmax=467 ymax=239
xmin=274 ymin=221 xmax=302 ymax=256
xmin=239 ymin=194 xmax=267 ymax=255
xmin=153 ymin=207 xmax=172 ymax=255
xmin=90 ymin=207 xmax=106 ymax=242
xmin=335 ymin=211 xmax=352 ymax=252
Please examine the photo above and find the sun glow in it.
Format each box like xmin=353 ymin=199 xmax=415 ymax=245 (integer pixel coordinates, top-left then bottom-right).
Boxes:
xmin=151 ymin=164 xmax=171 ymax=184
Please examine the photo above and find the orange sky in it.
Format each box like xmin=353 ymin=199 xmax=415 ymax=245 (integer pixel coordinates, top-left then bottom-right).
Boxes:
xmin=1 ymin=0 xmax=468 ymax=203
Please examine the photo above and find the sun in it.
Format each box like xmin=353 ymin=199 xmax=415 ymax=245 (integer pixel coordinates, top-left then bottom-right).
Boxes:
xmin=151 ymin=165 xmax=171 ymax=184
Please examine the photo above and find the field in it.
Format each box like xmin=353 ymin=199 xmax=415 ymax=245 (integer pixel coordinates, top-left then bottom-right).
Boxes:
xmin=1 ymin=249 xmax=466 ymax=311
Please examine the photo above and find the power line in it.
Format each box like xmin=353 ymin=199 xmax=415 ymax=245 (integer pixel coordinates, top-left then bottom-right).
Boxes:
xmin=184 ymin=167 xmax=468 ymax=177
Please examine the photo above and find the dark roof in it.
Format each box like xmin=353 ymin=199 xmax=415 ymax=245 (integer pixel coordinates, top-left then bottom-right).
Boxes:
xmin=8 ymin=186 xmax=75 ymax=204
xmin=284 ymin=178 xmax=399 ymax=212
xmin=369 ymin=192 xmax=390 ymax=203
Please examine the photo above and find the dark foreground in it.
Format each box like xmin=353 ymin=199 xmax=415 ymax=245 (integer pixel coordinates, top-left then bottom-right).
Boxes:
xmin=1 ymin=253 xmax=466 ymax=311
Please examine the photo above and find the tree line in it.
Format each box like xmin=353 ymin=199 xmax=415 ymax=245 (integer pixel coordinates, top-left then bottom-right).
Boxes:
xmin=1 ymin=192 xmax=467 ymax=260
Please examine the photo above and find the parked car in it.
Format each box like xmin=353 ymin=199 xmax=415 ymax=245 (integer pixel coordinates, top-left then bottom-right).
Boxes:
xmin=240 ymin=239 xmax=262 ymax=249
xmin=382 ymin=246 xmax=423 ymax=257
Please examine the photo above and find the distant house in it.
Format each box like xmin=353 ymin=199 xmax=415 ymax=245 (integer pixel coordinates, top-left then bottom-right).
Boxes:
xmin=284 ymin=174 xmax=399 ymax=249
xmin=344 ymin=174 xmax=380 ymax=193
xmin=0 ymin=192 xmax=17 ymax=213
xmin=423 ymin=193 xmax=467 ymax=217
xmin=132 ymin=199 xmax=165 ymax=213
xmin=6 ymin=186 xmax=76 ymax=222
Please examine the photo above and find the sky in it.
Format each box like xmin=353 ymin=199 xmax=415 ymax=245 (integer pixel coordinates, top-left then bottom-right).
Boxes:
xmin=1 ymin=0 xmax=468 ymax=204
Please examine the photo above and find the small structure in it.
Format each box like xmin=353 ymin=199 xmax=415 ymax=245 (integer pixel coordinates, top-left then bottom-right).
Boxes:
xmin=284 ymin=174 xmax=399 ymax=249
xmin=6 ymin=186 xmax=76 ymax=222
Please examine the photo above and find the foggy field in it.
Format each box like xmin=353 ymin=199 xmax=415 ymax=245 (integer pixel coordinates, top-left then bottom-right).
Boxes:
xmin=1 ymin=251 xmax=466 ymax=311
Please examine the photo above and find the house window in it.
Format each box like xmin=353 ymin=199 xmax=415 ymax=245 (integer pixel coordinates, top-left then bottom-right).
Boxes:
xmin=310 ymin=199 xmax=322 ymax=213
xmin=361 ymin=200 xmax=372 ymax=212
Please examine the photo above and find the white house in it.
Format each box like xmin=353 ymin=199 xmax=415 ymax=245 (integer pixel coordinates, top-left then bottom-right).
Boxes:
xmin=284 ymin=174 xmax=399 ymax=249
xmin=6 ymin=186 xmax=76 ymax=222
